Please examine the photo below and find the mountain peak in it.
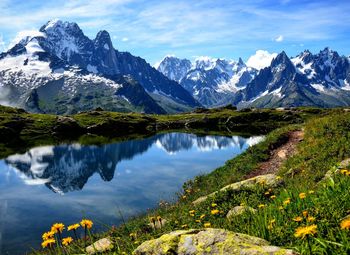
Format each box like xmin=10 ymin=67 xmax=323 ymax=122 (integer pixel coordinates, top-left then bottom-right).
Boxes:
xmin=94 ymin=30 xmax=113 ymax=50
xmin=271 ymin=51 xmax=291 ymax=66
xmin=40 ymin=19 xmax=80 ymax=33
xmin=238 ymin=57 xmax=245 ymax=66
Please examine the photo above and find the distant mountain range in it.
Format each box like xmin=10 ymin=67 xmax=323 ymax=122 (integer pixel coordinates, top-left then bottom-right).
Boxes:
xmin=0 ymin=19 xmax=349 ymax=113
xmin=0 ymin=20 xmax=200 ymax=114
xmin=157 ymin=48 xmax=350 ymax=108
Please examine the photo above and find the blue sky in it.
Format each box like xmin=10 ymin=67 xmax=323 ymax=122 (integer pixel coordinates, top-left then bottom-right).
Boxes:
xmin=0 ymin=0 xmax=349 ymax=65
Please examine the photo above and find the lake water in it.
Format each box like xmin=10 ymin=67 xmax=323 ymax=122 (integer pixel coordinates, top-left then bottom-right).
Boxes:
xmin=0 ymin=132 xmax=264 ymax=254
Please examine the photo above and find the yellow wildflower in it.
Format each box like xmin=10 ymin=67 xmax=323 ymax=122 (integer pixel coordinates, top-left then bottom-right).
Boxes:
xmin=204 ymin=222 xmax=211 ymax=228
xmin=182 ymin=195 xmax=187 ymax=199
xmin=307 ymin=216 xmax=316 ymax=222
xmin=299 ymin=193 xmax=307 ymax=199
xmin=258 ymin=204 xmax=266 ymax=209
xmin=294 ymin=225 xmax=317 ymax=239
xmin=189 ymin=210 xmax=195 ymax=214
xmin=270 ymin=195 xmax=276 ymax=199
xmin=195 ymin=220 xmax=201 ymax=223
xmin=80 ymin=219 xmax=93 ymax=229
xmin=283 ymin=198 xmax=291 ymax=205
xmin=211 ymin=209 xmax=220 ymax=215
xmin=340 ymin=169 xmax=348 ymax=175
xmin=186 ymin=189 xmax=191 ymax=193
xmin=340 ymin=218 xmax=350 ymax=230
xmin=181 ymin=224 xmax=188 ymax=228
xmin=302 ymin=211 xmax=308 ymax=217
xmin=264 ymin=191 xmax=270 ymax=195
xmin=211 ymin=203 xmax=217 ymax=207
xmin=41 ymin=238 xmax=55 ymax=248
xmin=62 ymin=237 xmax=73 ymax=246
xmin=42 ymin=231 xmax=55 ymax=241
xmin=67 ymin=224 xmax=80 ymax=231
xmin=200 ymin=214 xmax=206 ymax=219
xmin=308 ymin=190 xmax=315 ymax=194
xmin=51 ymin=223 xmax=65 ymax=233
xmin=278 ymin=206 xmax=284 ymax=210
xmin=293 ymin=216 xmax=303 ymax=222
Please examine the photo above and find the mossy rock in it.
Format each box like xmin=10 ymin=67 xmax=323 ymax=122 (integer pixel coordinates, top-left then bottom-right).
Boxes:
xmin=226 ymin=206 xmax=256 ymax=220
xmin=133 ymin=228 xmax=298 ymax=255
xmin=193 ymin=174 xmax=283 ymax=205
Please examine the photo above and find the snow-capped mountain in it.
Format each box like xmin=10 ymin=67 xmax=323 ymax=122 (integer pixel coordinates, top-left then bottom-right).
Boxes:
xmin=0 ymin=20 xmax=200 ymax=114
xmin=234 ymin=48 xmax=350 ymax=108
xmin=157 ymin=56 xmax=257 ymax=107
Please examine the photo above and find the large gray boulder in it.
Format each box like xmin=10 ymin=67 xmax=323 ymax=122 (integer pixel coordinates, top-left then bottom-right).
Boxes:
xmin=133 ymin=228 xmax=298 ymax=255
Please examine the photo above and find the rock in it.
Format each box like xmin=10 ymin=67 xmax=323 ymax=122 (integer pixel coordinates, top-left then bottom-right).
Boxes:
xmin=148 ymin=219 xmax=168 ymax=230
xmin=53 ymin=116 xmax=83 ymax=135
xmin=339 ymin=158 xmax=350 ymax=168
xmin=277 ymin=149 xmax=287 ymax=159
xmin=193 ymin=174 xmax=282 ymax=205
xmin=133 ymin=228 xmax=299 ymax=255
xmin=226 ymin=206 xmax=256 ymax=220
xmin=86 ymin=237 xmax=113 ymax=254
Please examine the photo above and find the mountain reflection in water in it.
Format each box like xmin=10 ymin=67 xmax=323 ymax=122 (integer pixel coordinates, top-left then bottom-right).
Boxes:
xmin=0 ymin=132 xmax=264 ymax=255
xmin=5 ymin=133 xmax=264 ymax=194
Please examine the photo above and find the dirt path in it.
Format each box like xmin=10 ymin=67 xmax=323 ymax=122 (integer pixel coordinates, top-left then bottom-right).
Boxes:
xmin=245 ymin=130 xmax=304 ymax=178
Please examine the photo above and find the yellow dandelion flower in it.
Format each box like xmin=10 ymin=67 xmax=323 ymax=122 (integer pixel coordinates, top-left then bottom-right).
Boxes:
xmin=270 ymin=195 xmax=276 ymax=199
xmin=41 ymin=238 xmax=55 ymax=248
xmin=51 ymin=223 xmax=65 ymax=233
xmin=211 ymin=209 xmax=220 ymax=215
xmin=340 ymin=218 xmax=350 ymax=230
xmin=299 ymin=193 xmax=307 ymax=199
xmin=181 ymin=224 xmax=188 ymax=228
xmin=62 ymin=237 xmax=73 ymax=246
xmin=80 ymin=219 xmax=93 ymax=229
xmin=211 ymin=203 xmax=217 ymax=207
xmin=42 ymin=231 xmax=55 ymax=241
xmin=258 ymin=204 xmax=266 ymax=209
xmin=182 ymin=195 xmax=187 ymax=199
xmin=307 ymin=216 xmax=316 ymax=222
xmin=308 ymin=190 xmax=315 ymax=194
xmin=283 ymin=198 xmax=291 ymax=205
xmin=293 ymin=216 xmax=303 ymax=222
xmin=195 ymin=219 xmax=201 ymax=223
xmin=294 ymin=225 xmax=317 ymax=239
xmin=186 ymin=189 xmax=191 ymax=193
xmin=204 ymin=222 xmax=211 ymax=228
xmin=302 ymin=211 xmax=308 ymax=217
xmin=190 ymin=213 xmax=195 ymax=217
xmin=200 ymin=214 xmax=206 ymax=219
xmin=264 ymin=191 xmax=270 ymax=195
xmin=67 ymin=223 xmax=80 ymax=231
xmin=275 ymin=176 xmax=282 ymax=180
xmin=340 ymin=169 xmax=348 ymax=175
xmin=189 ymin=210 xmax=195 ymax=214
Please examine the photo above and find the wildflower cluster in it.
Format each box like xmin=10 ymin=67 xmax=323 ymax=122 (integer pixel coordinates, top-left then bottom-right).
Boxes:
xmin=41 ymin=219 xmax=93 ymax=249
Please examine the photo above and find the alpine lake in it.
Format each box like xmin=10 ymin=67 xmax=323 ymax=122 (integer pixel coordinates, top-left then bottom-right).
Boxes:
xmin=0 ymin=132 xmax=264 ymax=254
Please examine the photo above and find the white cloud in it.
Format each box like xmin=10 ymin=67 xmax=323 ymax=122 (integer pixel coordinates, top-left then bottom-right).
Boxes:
xmin=122 ymin=37 xmax=129 ymax=42
xmin=246 ymin=50 xmax=278 ymax=70
xmin=275 ymin=35 xmax=284 ymax=42
xmin=0 ymin=35 xmax=6 ymax=52
xmin=8 ymin=30 xmax=46 ymax=49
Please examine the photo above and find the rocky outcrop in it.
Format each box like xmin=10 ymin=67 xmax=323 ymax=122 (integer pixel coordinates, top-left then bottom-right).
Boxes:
xmin=133 ymin=228 xmax=299 ymax=255
xmin=193 ymin=174 xmax=283 ymax=205
xmin=86 ymin=237 xmax=113 ymax=254
xmin=226 ymin=206 xmax=256 ymax=220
